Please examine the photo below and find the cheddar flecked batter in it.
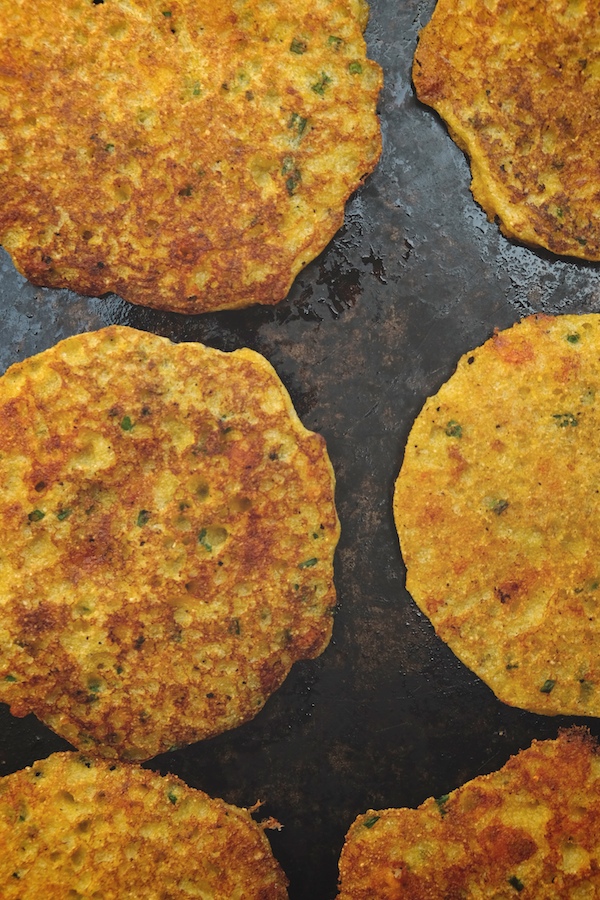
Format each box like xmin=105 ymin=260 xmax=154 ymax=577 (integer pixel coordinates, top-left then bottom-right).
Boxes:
xmin=395 ymin=314 xmax=600 ymax=717
xmin=0 ymin=326 xmax=339 ymax=760
xmin=339 ymin=730 xmax=600 ymax=899
xmin=0 ymin=0 xmax=382 ymax=313
xmin=413 ymin=0 xmax=600 ymax=260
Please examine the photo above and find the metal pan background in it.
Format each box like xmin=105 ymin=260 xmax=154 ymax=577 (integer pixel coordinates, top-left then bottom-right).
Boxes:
xmin=2 ymin=1 xmax=600 ymax=897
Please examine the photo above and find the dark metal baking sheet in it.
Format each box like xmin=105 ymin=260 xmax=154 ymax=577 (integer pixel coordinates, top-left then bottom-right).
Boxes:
xmin=2 ymin=2 xmax=600 ymax=897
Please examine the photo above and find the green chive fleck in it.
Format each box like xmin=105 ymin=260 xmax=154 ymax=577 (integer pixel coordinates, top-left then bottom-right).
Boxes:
xmin=508 ymin=875 xmax=524 ymax=892
xmin=566 ymin=333 xmax=580 ymax=344
xmin=435 ymin=794 xmax=450 ymax=816
xmin=328 ymin=35 xmax=343 ymax=50
xmin=167 ymin=791 xmax=178 ymax=804
xmin=56 ymin=508 xmax=72 ymax=521
xmin=348 ymin=61 xmax=363 ymax=75
xmin=120 ymin=415 xmax=134 ymax=431
xmin=363 ymin=815 xmax=380 ymax=829
xmin=162 ymin=10 xmax=172 ymax=16
xmin=290 ymin=37 xmax=307 ymax=54
xmin=285 ymin=168 xmax=301 ymax=195
xmin=489 ymin=498 xmax=509 ymax=515
xmin=553 ymin=412 xmax=578 ymax=427
xmin=445 ymin=420 xmax=463 ymax=438
xmin=311 ymin=72 xmax=332 ymax=96
xmin=28 ymin=509 xmax=45 ymax=522
xmin=298 ymin=557 xmax=318 ymax=569
xmin=540 ymin=678 xmax=556 ymax=694
xmin=198 ymin=528 xmax=212 ymax=551
xmin=577 ymin=237 xmax=588 ymax=246
xmin=4 ymin=675 xmax=17 ymax=683
xmin=137 ymin=510 xmax=151 ymax=527
xmin=288 ymin=112 xmax=308 ymax=137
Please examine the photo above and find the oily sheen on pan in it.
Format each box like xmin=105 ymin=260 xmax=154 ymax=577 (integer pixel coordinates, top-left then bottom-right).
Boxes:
xmin=0 ymin=326 xmax=339 ymax=760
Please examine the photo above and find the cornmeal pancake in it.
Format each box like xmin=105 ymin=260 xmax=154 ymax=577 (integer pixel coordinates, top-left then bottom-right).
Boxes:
xmin=0 ymin=751 xmax=288 ymax=898
xmin=413 ymin=0 xmax=600 ymax=260
xmin=395 ymin=313 xmax=600 ymax=717
xmin=0 ymin=326 xmax=339 ymax=760
xmin=338 ymin=729 xmax=600 ymax=899
xmin=0 ymin=0 xmax=382 ymax=314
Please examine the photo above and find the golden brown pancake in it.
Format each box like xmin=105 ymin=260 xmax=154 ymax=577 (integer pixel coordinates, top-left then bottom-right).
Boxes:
xmin=0 ymin=326 xmax=339 ymax=760
xmin=413 ymin=0 xmax=600 ymax=260
xmin=0 ymin=0 xmax=382 ymax=314
xmin=395 ymin=313 xmax=600 ymax=717
xmin=338 ymin=729 xmax=600 ymax=899
xmin=0 ymin=751 xmax=288 ymax=898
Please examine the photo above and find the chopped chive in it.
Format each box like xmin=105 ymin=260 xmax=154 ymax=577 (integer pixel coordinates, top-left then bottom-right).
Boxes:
xmin=285 ymin=169 xmax=301 ymax=195
xmin=28 ymin=509 xmax=45 ymax=522
xmin=290 ymin=37 xmax=307 ymax=54
xmin=4 ymin=675 xmax=17 ymax=683
xmin=167 ymin=791 xmax=177 ymax=804
xmin=287 ymin=112 xmax=308 ymax=137
xmin=576 ymin=237 xmax=588 ymax=246
xmin=435 ymin=794 xmax=450 ymax=816
xmin=540 ymin=679 xmax=556 ymax=694
xmin=348 ymin=61 xmax=363 ymax=75
xmin=311 ymin=72 xmax=332 ymax=96
xmin=120 ymin=415 xmax=134 ymax=431
xmin=552 ymin=412 xmax=578 ymax=427
xmin=363 ymin=815 xmax=380 ymax=829
xmin=56 ymin=508 xmax=72 ymax=521
xmin=566 ymin=333 xmax=580 ymax=344
xmin=508 ymin=875 xmax=524 ymax=892
xmin=328 ymin=35 xmax=343 ymax=50
xmin=162 ymin=10 xmax=172 ymax=16
xmin=298 ymin=557 xmax=318 ymax=569
xmin=489 ymin=498 xmax=509 ymax=515
xmin=198 ymin=528 xmax=212 ymax=551
xmin=136 ymin=510 xmax=151 ymax=527
xmin=445 ymin=420 xmax=462 ymax=438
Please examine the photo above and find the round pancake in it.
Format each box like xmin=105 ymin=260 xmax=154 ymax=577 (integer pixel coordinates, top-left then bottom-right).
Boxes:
xmin=395 ymin=313 xmax=600 ymax=718
xmin=0 ymin=751 xmax=288 ymax=898
xmin=413 ymin=0 xmax=600 ymax=260
xmin=0 ymin=0 xmax=382 ymax=314
xmin=0 ymin=326 xmax=339 ymax=760
xmin=338 ymin=729 xmax=600 ymax=899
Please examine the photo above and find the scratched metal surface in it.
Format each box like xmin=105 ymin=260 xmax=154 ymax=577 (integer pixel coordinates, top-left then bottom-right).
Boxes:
xmin=2 ymin=2 xmax=600 ymax=897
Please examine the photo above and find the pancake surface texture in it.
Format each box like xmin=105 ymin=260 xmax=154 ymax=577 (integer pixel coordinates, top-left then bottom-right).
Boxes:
xmin=0 ymin=751 xmax=288 ymax=898
xmin=395 ymin=313 xmax=600 ymax=717
xmin=338 ymin=729 xmax=600 ymax=899
xmin=0 ymin=326 xmax=339 ymax=760
xmin=0 ymin=0 xmax=382 ymax=314
xmin=413 ymin=0 xmax=600 ymax=260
